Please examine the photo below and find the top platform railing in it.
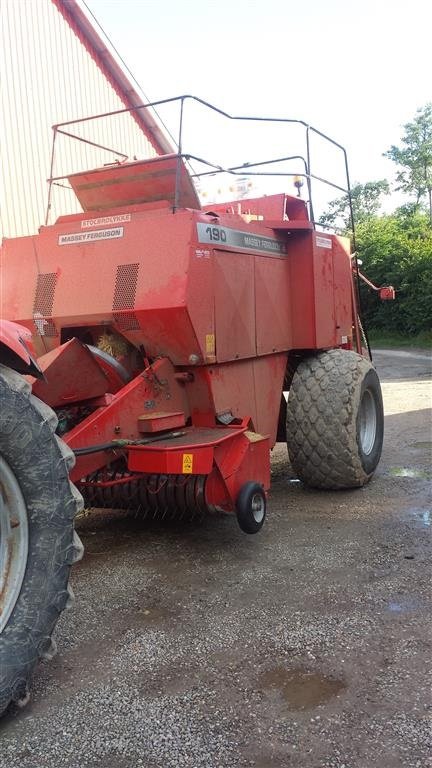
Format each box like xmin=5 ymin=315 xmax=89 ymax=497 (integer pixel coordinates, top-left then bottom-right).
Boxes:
xmin=46 ymin=95 xmax=356 ymax=237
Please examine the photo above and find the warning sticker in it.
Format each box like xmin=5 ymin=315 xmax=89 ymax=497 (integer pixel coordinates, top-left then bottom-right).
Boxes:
xmin=316 ymin=235 xmax=332 ymax=249
xmin=58 ymin=227 xmax=124 ymax=245
xmin=182 ymin=453 xmax=194 ymax=474
xmin=205 ymin=334 xmax=215 ymax=355
xmin=195 ymin=248 xmax=211 ymax=259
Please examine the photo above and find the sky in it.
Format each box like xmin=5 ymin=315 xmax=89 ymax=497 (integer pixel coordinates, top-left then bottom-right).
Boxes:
xmin=84 ymin=0 xmax=431 ymax=212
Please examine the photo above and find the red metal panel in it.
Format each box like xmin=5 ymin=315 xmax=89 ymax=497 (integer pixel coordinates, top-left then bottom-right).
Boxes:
xmin=186 ymin=239 xmax=216 ymax=365
xmin=205 ymin=431 xmax=271 ymax=511
xmin=68 ymin=156 xmax=200 ymax=212
xmin=183 ymin=368 xmax=216 ymax=428
xmin=208 ymin=354 xmax=286 ymax=446
xmin=313 ymin=233 xmax=336 ymax=348
xmin=255 ymin=255 xmax=292 ymax=354
xmin=251 ymin=355 xmax=287 ymax=445
xmin=222 ymin=433 xmax=270 ymax=494
xmin=213 ymin=250 xmax=256 ymax=362
xmin=0 ymin=237 xmax=41 ymax=347
xmin=288 ymin=232 xmax=317 ymax=349
xmin=128 ymin=425 xmax=247 ymax=475
xmin=128 ymin=446 xmax=214 ymax=475
xmin=288 ymin=231 xmax=353 ymax=350
xmin=30 ymin=339 xmax=108 ymax=406
xmin=333 ymin=236 xmax=355 ymax=346
xmin=209 ymin=361 xmax=258 ymax=429
xmin=130 ymin=425 xmax=245 ymax=451
xmin=138 ymin=411 xmax=186 ymax=433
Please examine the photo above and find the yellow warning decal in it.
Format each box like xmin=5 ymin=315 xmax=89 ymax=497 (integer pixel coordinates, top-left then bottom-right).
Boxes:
xmin=205 ymin=334 xmax=215 ymax=355
xmin=182 ymin=453 xmax=193 ymax=473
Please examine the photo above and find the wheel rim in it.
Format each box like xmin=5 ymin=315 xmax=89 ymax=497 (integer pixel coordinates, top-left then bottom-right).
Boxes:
xmin=359 ymin=388 xmax=377 ymax=456
xmin=251 ymin=493 xmax=265 ymax=524
xmin=0 ymin=457 xmax=29 ymax=633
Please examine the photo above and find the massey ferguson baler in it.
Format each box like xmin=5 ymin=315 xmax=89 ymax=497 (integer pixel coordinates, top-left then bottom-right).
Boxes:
xmin=0 ymin=97 xmax=392 ymax=714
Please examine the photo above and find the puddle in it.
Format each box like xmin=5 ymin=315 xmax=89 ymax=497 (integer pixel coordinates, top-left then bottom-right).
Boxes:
xmin=406 ymin=507 xmax=431 ymax=527
xmin=387 ymin=597 xmax=421 ymax=613
xmin=259 ymin=667 xmax=345 ymax=711
xmin=389 ymin=467 xmax=431 ymax=480
xmin=388 ymin=602 xmax=403 ymax=612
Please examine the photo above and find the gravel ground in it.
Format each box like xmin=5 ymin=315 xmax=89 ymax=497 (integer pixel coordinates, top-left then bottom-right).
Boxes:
xmin=1 ymin=349 xmax=431 ymax=768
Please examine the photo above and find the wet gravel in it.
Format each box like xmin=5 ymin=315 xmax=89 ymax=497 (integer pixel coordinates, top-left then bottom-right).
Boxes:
xmin=0 ymin=349 xmax=431 ymax=767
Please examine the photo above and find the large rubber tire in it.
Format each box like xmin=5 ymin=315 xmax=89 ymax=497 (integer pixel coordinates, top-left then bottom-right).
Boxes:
xmin=0 ymin=366 xmax=84 ymax=716
xmin=286 ymin=349 xmax=384 ymax=489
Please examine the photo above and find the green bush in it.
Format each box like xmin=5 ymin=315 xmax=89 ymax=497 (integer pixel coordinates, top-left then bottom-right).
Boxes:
xmin=356 ymin=210 xmax=432 ymax=335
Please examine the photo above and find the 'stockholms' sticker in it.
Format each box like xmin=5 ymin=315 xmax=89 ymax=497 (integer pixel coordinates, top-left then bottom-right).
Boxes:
xmin=58 ymin=227 xmax=124 ymax=245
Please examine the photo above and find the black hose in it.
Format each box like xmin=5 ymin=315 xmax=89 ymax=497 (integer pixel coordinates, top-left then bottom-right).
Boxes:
xmin=73 ymin=431 xmax=186 ymax=456
xmin=73 ymin=441 xmax=125 ymax=456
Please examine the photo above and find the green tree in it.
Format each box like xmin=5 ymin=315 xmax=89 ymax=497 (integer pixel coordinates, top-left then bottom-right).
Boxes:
xmin=357 ymin=210 xmax=432 ymax=334
xmin=384 ymin=103 xmax=432 ymax=225
xmin=319 ymin=179 xmax=389 ymax=232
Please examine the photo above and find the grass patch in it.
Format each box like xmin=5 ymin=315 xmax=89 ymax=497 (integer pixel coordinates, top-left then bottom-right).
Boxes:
xmin=368 ymin=329 xmax=432 ymax=350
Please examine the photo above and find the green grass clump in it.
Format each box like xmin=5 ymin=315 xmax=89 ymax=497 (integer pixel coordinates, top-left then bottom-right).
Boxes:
xmin=368 ymin=328 xmax=432 ymax=349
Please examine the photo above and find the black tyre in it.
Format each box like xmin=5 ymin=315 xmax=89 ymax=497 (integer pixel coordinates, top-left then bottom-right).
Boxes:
xmin=286 ymin=349 xmax=384 ymax=489
xmin=0 ymin=365 xmax=84 ymax=716
xmin=236 ymin=482 xmax=267 ymax=534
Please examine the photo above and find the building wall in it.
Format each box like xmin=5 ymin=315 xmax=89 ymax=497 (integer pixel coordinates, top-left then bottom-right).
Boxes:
xmin=0 ymin=0 xmax=157 ymax=238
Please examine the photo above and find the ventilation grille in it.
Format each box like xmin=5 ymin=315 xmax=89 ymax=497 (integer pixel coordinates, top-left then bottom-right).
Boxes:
xmin=114 ymin=312 xmax=141 ymax=331
xmin=33 ymin=272 xmax=58 ymax=336
xmin=33 ymin=272 xmax=56 ymax=315
xmin=112 ymin=263 xmax=140 ymax=332
xmin=113 ymin=263 xmax=139 ymax=310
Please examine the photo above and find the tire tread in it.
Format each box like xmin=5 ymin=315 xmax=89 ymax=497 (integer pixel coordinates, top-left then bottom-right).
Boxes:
xmin=0 ymin=367 xmax=83 ymax=716
xmin=286 ymin=349 xmax=381 ymax=489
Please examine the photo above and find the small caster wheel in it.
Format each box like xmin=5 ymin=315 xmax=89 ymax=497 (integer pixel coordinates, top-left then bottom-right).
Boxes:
xmin=236 ymin=482 xmax=267 ymax=534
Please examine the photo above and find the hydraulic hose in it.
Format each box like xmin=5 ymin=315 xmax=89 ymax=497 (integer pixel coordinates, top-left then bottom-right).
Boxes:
xmin=73 ymin=431 xmax=186 ymax=457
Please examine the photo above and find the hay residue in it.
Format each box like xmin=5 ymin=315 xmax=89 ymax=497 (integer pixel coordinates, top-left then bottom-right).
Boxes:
xmin=97 ymin=332 xmax=128 ymax=359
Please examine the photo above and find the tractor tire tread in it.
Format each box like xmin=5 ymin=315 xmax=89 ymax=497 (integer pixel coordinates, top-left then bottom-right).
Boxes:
xmin=286 ymin=349 xmax=381 ymax=489
xmin=0 ymin=365 xmax=83 ymax=716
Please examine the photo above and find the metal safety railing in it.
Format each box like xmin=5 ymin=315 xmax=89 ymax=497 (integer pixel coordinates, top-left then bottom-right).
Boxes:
xmin=45 ymin=94 xmax=356 ymax=240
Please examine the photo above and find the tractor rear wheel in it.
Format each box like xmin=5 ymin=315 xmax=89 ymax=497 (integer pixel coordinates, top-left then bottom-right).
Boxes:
xmin=0 ymin=366 xmax=83 ymax=716
xmin=286 ymin=349 xmax=384 ymax=489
